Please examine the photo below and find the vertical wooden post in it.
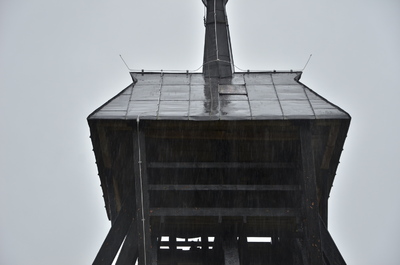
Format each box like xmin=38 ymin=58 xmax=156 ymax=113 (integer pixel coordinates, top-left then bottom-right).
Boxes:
xmin=150 ymin=235 xmax=158 ymax=265
xmin=238 ymin=233 xmax=249 ymax=265
xmin=299 ymin=122 xmax=323 ymax=265
xmin=170 ymin=235 xmax=177 ymax=265
xmin=133 ymin=125 xmax=153 ymax=265
xmin=201 ymin=236 xmax=209 ymax=264
xmin=222 ymin=235 xmax=240 ymax=265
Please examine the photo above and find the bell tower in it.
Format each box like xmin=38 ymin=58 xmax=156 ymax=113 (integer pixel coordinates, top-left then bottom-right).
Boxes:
xmin=88 ymin=1 xmax=350 ymax=264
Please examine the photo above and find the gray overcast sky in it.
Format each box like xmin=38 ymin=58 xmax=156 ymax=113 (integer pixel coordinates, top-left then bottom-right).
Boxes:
xmin=1 ymin=0 xmax=399 ymax=264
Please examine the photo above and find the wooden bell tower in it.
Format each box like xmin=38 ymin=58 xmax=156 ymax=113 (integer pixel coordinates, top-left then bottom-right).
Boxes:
xmin=88 ymin=1 xmax=350 ymax=264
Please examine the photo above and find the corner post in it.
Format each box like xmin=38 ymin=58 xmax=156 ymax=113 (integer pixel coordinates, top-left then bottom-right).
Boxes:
xmin=299 ymin=121 xmax=324 ymax=265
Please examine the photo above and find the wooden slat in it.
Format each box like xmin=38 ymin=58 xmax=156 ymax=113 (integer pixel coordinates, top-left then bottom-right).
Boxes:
xmin=149 ymin=208 xmax=300 ymax=217
xmin=147 ymin=162 xmax=296 ymax=169
xmin=148 ymin=184 xmax=301 ymax=191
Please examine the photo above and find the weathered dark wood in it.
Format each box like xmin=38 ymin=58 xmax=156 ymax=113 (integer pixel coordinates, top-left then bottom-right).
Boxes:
xmin=148 ymin=184 xmax=300 ymax=191
xmin=93 ymin=195 xmax=134 ymax=265
xmin=320 ymin=217 xmax=347 ymax=265
xmin=201 ymin=236 xmax=209 ymax=264
xmin=222 ymin=236 xmax=240 ymax=265
xmin=238 ymin=231 xmax=249 ymax=265
xmin=320 ymin=170 xmax=329 ymax=227
xmin=104 ymin=169 xmax=118 ymax=224
xmin=150 ymin=235 xmax=158 ymax=265
xmin=133 ymin=128 xmax=153 ymax=265
xmin=300 ymin=122 xmax=324 ymax=265
xmin=295 ymin=238 xmax=310 ymax=265
xmin=148 ymin=162 xmax=296 ymax=169
xmin=149 ymin=208 xmax=300 ymax=217
xmin=115 ymin=220 xmax=139 ymax=265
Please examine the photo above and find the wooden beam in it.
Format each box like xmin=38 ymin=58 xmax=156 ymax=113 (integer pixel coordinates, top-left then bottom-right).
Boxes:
xmin=148 ymin=184 xmax=300 ymax=191
xmin=169 ymin=236 xmax=178 ymax=265
xmin=147 ymin=162 xmax=296 ymax=169
xmin=93 ymin=195 xmax=134 ymax=265
xmin=149 ymin=235 xmax=158 ymax=265
xmin=238 ymin=230 xmax=249 ymax=265
xmin=319 ymin=217 xmax=346 ymax=265
xmin=133 ymin=129 xmax=153 ymax=265
xmin=299 ymin=122 xmax=324 ymax=265
xmin=201 ymin=236 xmax=209 ymax=264
xmin=149 ymin=208 xmax=300 ymax=217
xmin=222 ymin=236 xmax=240 ymax=265
xmin=115 ymin=220 xmax=139 ymax=265
xmin=294 ymin=238 xmax=310 ymax=265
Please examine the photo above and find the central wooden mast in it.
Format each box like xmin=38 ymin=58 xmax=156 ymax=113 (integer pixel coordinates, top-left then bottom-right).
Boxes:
xmin=203 ymin=0 xmax=234 ymax=78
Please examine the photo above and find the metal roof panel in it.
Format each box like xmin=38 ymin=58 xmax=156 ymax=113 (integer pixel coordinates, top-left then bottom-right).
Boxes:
xmin=88 ymin=72 xmax=350 ymax=121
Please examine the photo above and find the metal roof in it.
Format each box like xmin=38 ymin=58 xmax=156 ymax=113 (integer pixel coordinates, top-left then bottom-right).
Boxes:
xmin=88 ymin=71 xmax=350 ymax=121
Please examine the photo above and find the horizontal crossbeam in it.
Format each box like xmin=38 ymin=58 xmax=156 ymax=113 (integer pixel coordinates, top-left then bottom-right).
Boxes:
xmin=147 ymin=162 xmax=296 ymax=169
xmin=149 ymin=185 xmax=301 ymax=191
xmin=149 ymin=208 xmax=300 ymax=217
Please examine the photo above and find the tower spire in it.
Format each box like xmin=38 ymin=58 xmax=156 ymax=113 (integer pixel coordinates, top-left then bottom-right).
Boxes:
xmin=202 ymin=0 xmax=234 ymax=78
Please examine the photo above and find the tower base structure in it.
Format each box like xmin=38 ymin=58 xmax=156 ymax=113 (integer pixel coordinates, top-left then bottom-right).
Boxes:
xmin=89 ymin=72 xmax=349 ymax=264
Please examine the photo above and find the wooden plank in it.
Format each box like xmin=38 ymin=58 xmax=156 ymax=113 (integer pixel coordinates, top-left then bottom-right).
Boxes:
xmin=93 ymin=195 xmax=134 ymax=265
xmin=147 ymin=162 xmax=296 ymax=169
xmin=115 ymin=220 xmax=139 ymax=265
xmin=299 ymin=122 xmax=324 ymax=265
xmin=149 ymin=208 xmax=300 ymax=217
xmin=142 ymin=120 xmax=299 ymax=141
xmin=319 ymin=217 xmax=346 ymax=265
xmin=149 ymin=184 xmax=300 ymax=191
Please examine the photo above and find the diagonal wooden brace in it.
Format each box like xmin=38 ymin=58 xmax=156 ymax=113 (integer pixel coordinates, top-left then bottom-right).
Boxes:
xmin=93 ymin=194 xmax=135 ymax=265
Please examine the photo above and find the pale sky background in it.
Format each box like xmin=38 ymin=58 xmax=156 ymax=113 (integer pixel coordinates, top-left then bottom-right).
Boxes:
xmin=1 ymin=0 xmax=399 ymax=264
